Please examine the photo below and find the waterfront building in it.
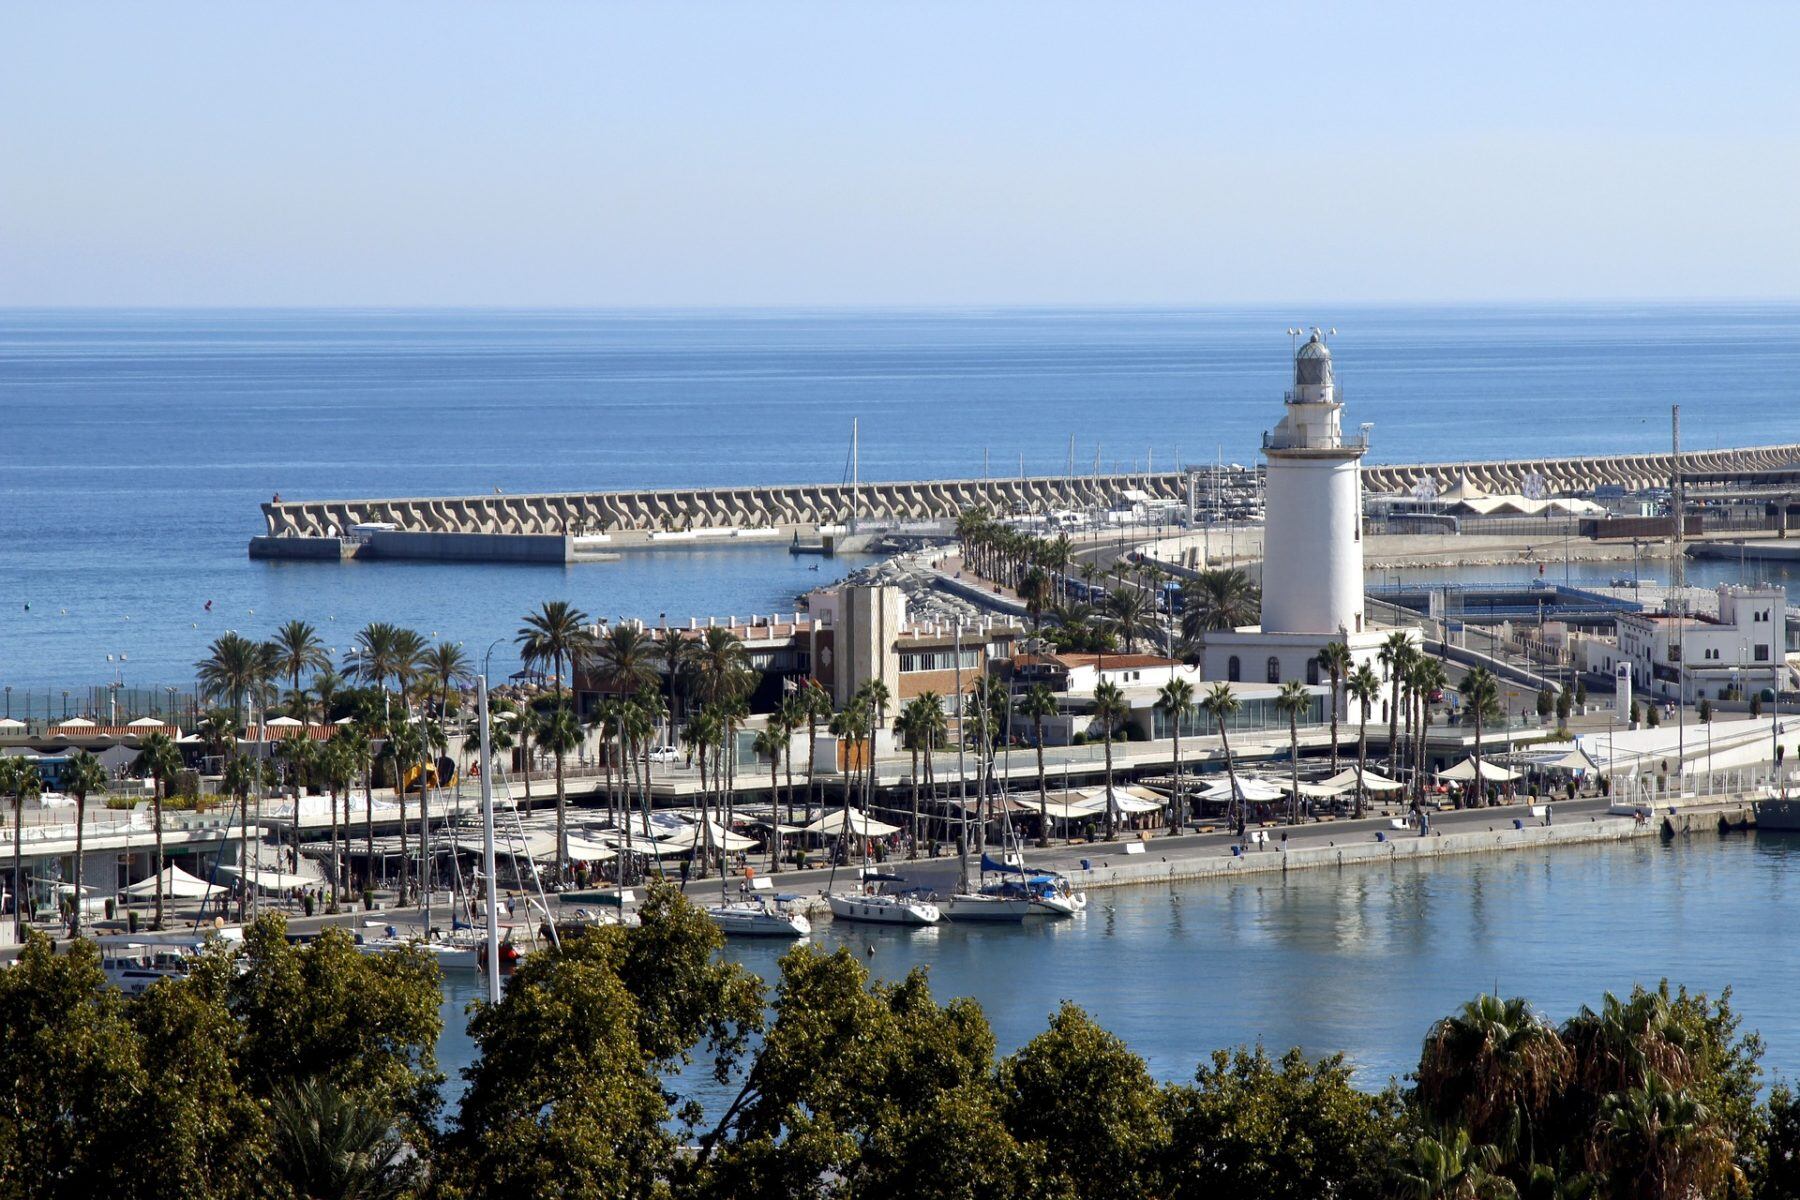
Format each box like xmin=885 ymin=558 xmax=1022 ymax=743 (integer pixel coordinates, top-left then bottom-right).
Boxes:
xmin=1202 ymin=330 xmax=1414 ymax=697
xmin=1599 ymin=584 xmax=1791 ymax=702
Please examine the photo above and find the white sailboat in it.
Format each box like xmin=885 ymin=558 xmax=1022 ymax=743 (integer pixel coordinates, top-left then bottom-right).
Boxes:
xmin=826 ymin=884 xmax=940 ymax=926
xmin=707 ymin=897 xmax=813 ymax=937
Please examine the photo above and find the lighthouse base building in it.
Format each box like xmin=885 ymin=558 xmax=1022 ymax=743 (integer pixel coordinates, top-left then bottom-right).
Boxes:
xmin=1201 ymin=330 xmax=1415 ymax=701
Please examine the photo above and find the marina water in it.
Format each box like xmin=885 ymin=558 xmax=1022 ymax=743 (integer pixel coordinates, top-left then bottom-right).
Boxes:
xmin=435 ymin=833 xmax=1800 ymax=1111
xmin=7 ymin=304 xmax=1800 ymax=692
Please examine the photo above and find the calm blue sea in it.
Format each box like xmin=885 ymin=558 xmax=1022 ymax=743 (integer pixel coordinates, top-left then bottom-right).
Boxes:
xmin=435 ymin=834 xmax=1800 ymax=1111
xmin=5 ymin=305 xmax=1800 ymax=695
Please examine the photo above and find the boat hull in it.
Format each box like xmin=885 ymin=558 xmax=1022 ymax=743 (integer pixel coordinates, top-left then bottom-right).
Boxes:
xmin=827 ymin=894 xmax=940 ymax=925
xmin=708 ymin=906 xmax=813 ymax=937
xmin=940 ymin=895 xmax=1033 ymax=923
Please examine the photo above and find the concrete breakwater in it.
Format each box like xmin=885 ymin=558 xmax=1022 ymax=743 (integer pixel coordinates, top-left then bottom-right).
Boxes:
xmin=254 ymin=442 xmax=1800 ymax=546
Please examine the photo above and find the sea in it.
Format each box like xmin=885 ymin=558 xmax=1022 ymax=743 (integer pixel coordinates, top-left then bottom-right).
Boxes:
xmin=434 ymin=833 xmax=1800 ymax=1111
xmin=6 ymin=304 xmax=1800 ymax=703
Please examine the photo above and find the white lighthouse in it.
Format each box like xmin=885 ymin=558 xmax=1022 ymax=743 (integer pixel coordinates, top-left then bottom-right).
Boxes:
xmin=1202 ymin=329 xmax=1407 ymax=688
xmin=1260 ymin=330 xmax=1366 ymax=638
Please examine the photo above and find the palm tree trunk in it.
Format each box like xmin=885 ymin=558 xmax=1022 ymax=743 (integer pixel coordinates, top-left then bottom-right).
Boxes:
xmin=327 ymin=783 xmax=339 ymax=905
xmin=553 ymin=748 xmax=567 ymax=884
xmin=1388 ymin=674 xmax=1402 ymax=778
xmin=909 ymin=746 xmax=921 ymax=859
xmin=72 ymin=795 xmax=86 ymax=937
xmin=419 ymin=754 xmax=432 ymax=907
xmin=1166 ymin=723 xmax=1181 ymax=837
xmin=11 ymin=796 xmax=22 ymax=943
xmin=1216 ymin=717 xmax=1241 ymax=826
xmin=1356 ymin=708 xmax=1369 ymax=820
xmin=805 ymin=713 xmax=818 ymax=828
xmin=1289 ymin=716 xmax=1300 ymax=824
xmin=1102 ymin=735 xmax=1116 ymax=841
xmin=1329 ymin=671 xmax=1341 ymax=777
xmin=770 ymin=759 xmax=782 ymax=873
xmin=364 ymin=772 xmax=374 ymax=894
xmin=150 ymin=774 xmax=166 ymax=929
xmin=238 ymin=778 xmax=250 ymax=921
xmin=398 ymin=779 xmax=410 ymax=904
xmin=1473 ymin=714 xmax=1485 ymax=808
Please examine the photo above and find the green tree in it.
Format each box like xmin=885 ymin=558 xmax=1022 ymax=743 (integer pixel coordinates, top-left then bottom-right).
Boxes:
xmin=1414 ymin=993 xmax=1571 ymax=1165
xmin=1347 ymin=662 xmax=1382 ymax=819
xmin=1458 ymin=668 xmax=1502 ymax=806
xmin=536 ymin=701 xmax=583 ymax=882
xmin=1317 ymin=641 xmax=1355 ymax=777
xmin=1380 ymin=632 xmax=1418 ymax=780
xmin=1161 ymin=1046 xmax=1403 ymax=1200
xmin=999 ymin=1001 xmax=1170 ymax=1200
xmin=519 ymin=600 xmax=595 ymax=703
xmin=422 ymin=640 xmax=471 ymax=718
xmin=267 ymin=1076 xmax=418 ymax=1200
xmin=271 ymin=619 xmax=330 ymax=703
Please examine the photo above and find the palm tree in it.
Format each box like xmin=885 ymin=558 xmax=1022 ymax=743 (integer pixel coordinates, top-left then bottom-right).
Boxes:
xmin=1410 ymin=656 xmax=1449 ymax=803
xmin=1275 ymin=680 xmax=1310 ymax=824
xmin=1091 ymin=680 xmax=1129 ymax=841
xmin=422 ymin=641 xmax=471 ymax=718
xmin=1015 ymin=684 xmax=1060 ymax=847
xmin=0 ymin=758 xmax=42 ymax=941
xmin=1416 ymin=992 xmax=1571 ymax=1164
xmin=1200 ymin=682 xmax=1243 ymax=824
xmin=892 ymin=700 xmax=925 ymax=858
xmin=61 ymin=751 xmax=106 ymax=935
xmin=268 ymin=1077 xmax=416 ymax=1200
xmin=1347 ymin=663 xmax=1382 ymax=819
xmin=1179 ymin=567 xmax=1260 ymax=649
xmin=798 ymin=680 xmax=831 ymax=828
xmin=312 ymin=668 xmax=346 ymax=724
xmin=1592 ymin=1073 xmax=1740 ymax=1200
xmin=1459 ymin=667 xmax=1502 ymax=807
xmin=386 ymin=721 xmax=423 ymax=902
xmin=1153 ymin=678 xmax=1195 ymax=837
xmin=517 ymin=600 xmax=594 ymax=702
xmin=345 ymin=622 xmax=405 ymax=693
xmin=132 ymin=730 xmax=182 ymax=929
xmin=654 ymin=625 xmax=696 ymax=725
xmin=507 ymin=703 xmax=541 ymax=814
xmin=1379 ymin=632 xmax=1416 ymax=779
xmin=321 ymin=738 xmax=355 ymax=900
xmin=752 ymin=725 xmax=787 ymax=873
xmin=536 ymin=702 xmax=583 ymax=882
xmin=857 ymin=679 xmax=892 ymax=818
xmin=775 ymin=694 xmax=808 ymax=827
xmin=1316 ymin=641 xmax=1354 ymax=776
xmin=196 ymin=631 xmax=275 ymax=721
xmin=1392 ymin=1126 xmax=1514 ymax=1200
xmin=270 ymin=620 xmax=329 ymax=702
xmin=694 ymin=627 xmax=755 ymax=709
xmin=1103 ymin=588 xmax=1154 ymax=653
xmin=1018 ymin=567 xmax=1054 ymax=633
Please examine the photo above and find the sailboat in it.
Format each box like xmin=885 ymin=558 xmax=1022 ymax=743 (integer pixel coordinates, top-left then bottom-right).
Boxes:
xmin=974 ymin=852 xmax=1087 ymax=917
xmin=707 ymin=893 xmax=813 ymax=937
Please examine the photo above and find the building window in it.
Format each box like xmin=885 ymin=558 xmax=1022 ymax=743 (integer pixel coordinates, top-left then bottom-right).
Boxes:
xmin=1306 ymin=659 xmax=1320 ymax=686
xmin=899 ymin=648 xmax=980 ymax=673
xmin=1267 ymin=656 xmax=1281 ymax=684
xmin=1227 ymin=656 xmax=1241 ymax=683
xmin=1757 ymin=644 xmax=1771 ymax=662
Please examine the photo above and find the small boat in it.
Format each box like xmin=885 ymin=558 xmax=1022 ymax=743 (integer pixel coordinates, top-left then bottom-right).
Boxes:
xmin=707 ymin=897 xmax=812 ymax=937
xmin=976 ymin=856 xmax=1087 ymax=917
xmin=353 ymin=924 xmax=484 ymax=971
xmin=938 ymin=892 xmax=1033 ymax=923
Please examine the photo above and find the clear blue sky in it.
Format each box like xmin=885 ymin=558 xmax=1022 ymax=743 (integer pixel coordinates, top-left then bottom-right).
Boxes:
xmin=4 ymin=2 xmax=1796 ymax=306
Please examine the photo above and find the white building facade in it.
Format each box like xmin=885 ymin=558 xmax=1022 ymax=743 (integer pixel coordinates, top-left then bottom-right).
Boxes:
xmin=1616 ymin=584 xmax=1789 ymax=701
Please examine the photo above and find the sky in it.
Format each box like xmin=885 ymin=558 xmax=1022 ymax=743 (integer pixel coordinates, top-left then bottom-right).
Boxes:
xmin=4 ymin=2 xmax=1798 ymax=307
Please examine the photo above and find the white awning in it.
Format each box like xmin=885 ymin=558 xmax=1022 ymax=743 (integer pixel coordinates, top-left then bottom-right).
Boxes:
xmin=1320 ymin=766 xmax=1405 ymax=792
xmin=265 ymin=716 xmax=303 ymax=728
xmin=128 ymin=717 xmax=170 ymax=728
xmin=1440 ymin=758 xmax=1520 ymax=783
xmin=563 ymin=836 xmax=619 ymax=863
xmin=1194 ymin=776 xmax=1287 ymax=803
xmin=1078 ymin=785 xmax=1165 ymax=814
xmin=213 ymin=865 xmax=316 ymax=893
xmin=801 ymin=807 xmax=902 ymax=837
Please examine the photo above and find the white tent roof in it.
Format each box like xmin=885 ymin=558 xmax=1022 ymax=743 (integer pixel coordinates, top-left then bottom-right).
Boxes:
xmin=1320 ymin=766 xmax=1405 ymax=792
xmin=57 ymin=717 xmax=96 ymax=728
xmin=655 ymin=819 xmax=758 ymax=852
xmin=127 ymin=717 xmax=169 ymax=728
xmin=1194 ymin=776 xmax=1287 ymax=803
xmin=0 ymin=718 xmax=25 ymax=729
xmin=1011 ymin=792 xmax=1108 ymax=821
xmin=802 ymin=806 xmax=902 ymax=837
xmin=265 ymin=716 xmax=303 ymax=728
xmin=213 ymin=865 xmax=316 ymax=892
xmin=123 ymin=863 xmax=217 ymax=898
xmin=1079 ymin=785 xmax=1165 ymax=814
xmin=563 ymin=835 xmax=619 ymax=862
xmin=1440 ymin=757 xmax=1520 ymax=783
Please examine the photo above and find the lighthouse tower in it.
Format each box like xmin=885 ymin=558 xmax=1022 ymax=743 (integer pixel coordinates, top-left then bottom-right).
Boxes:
xmin=1202 ymin=329 xmax=1405 ymax=688
xmin=1259 ymin=329 xmax=1366 ymax=638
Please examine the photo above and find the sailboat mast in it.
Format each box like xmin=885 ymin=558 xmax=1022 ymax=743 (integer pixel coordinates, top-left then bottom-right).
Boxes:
xmin=955 ymin=619 xmax=969 ymax=892
xmin=477 ymin=676 xmax=501 ymax=1004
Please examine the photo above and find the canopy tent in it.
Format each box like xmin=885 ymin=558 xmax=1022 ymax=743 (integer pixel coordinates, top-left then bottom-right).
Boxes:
xmin=127 ymin=717 xmax=170 ymax=729
xmin=1286 ymin=780 xmax=1347 ymax=799
xmin=1079 ymin=785 xmax=1165 ymax=814
xmin=56 ymin=717 xmax=96 ymax=728
xmin=1193 ymin=776 xmax=1287 ymax=804
xmin=1440 ymin=758 xmax=1521 ymax=783
xmin=122 ymin=863 xmax=217 ymax=899
xmin=653 ymin=820 xmax=758 ymax=853
xmin=265 ymin=716 xmax=303 ymax=728
xmin=1320 ymin=766 xmax=1405 ymax=793
xmin=802 ymin=807 xmax=902 ymax=838
xmin=562 ymin=835 xmax=619 ymax=863
xmin=1010 ymin=792 xmax=1108 ymax=822
xmin=212 ymin=865 xmax=317 ymax=893
xmin=0 ymin=718 xmax=25 ymax=729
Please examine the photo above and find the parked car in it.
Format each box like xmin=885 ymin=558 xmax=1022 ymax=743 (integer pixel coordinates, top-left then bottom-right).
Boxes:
xmin=644 ymin=745 xmax=681 ymax=764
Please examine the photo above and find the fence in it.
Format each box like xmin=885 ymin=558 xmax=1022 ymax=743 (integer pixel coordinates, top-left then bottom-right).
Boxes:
xmin=0 ymin=685 xmax=203 ymax=729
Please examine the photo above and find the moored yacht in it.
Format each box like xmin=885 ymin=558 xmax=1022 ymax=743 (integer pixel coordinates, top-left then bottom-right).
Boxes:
xmin=827 ymin=881 xmax=940 ymax=926
xmin=707 ymin=897 xmax=813 ymax=937
xmin=938 ymin=891 xmax=1033 ymax=922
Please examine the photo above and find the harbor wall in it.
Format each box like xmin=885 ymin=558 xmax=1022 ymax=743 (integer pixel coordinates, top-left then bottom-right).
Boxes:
xmin=256 ymin=442 xmax=1800 ymax=540
xmin=1068 ymin=815 xmax=1656 ymax=892
xmin=364 ymin=530 xmax=573 ymax=563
